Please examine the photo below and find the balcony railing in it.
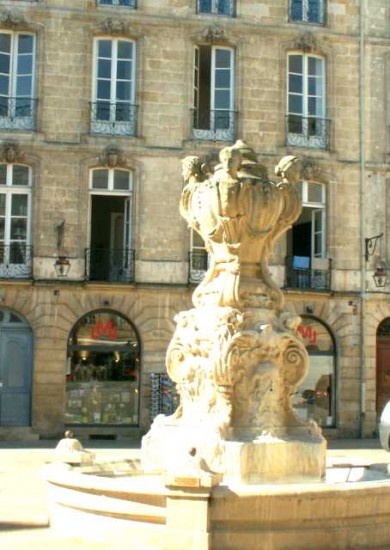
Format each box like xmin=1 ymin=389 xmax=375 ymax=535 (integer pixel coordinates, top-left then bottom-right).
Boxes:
xmin=286 ymin=115 xmax=330 ymax=149
xmin=197 ymin=0 xmax=235 ymax=16
xmin=289 ymin=0 xmax=325 ymax=25
xmin=90 ymin=102 xmax=138 ymax=136
xmin=85 ymin=248 xmax=135 ymax=283
xmin=285 ymin=257 xmax=332 ymax=291
xmin=192 ymin=109 xmax=237 ymax=142
xmin=97 ymin=0 xmax=136 ymax=6
xmin=0 ymin=97 xmax=37 ymax=131
xmin=189 ymin=250 xmax=208 ymax=284
xmin=0 ymin=244 xmax=33 ymax=279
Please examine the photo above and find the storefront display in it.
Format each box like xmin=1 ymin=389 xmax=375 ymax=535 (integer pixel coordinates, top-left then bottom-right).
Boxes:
xmin=66 ymin=310 xmax=140 ymax=426
xmin=293 ymin=316 xmax=335 ymax=427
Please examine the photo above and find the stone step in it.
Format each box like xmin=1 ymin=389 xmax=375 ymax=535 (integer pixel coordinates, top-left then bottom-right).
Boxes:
xmin=0 ymin=427 xmax=40 ymax=441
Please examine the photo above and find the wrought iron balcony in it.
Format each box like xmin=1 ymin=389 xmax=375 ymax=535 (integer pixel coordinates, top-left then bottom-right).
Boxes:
xmin=286 ymin=115 xmax=330 ymax=149
xmin=289 ymin=0 xmax=325 ymax=25
xmin=197 ymin=0 xmax=235 ymax=16
xmin=85 ymin=248 xmax=135 ymax=283
xmin=90 ymin=102 xmax=138 ymax=136
xmin=189 ymin=250 xmax=208 ymax=284
xmin=192 ymin=109 xmax=237 ymax=142
xmin=0 ymin=97 xmax=37 ymax=131
xmin=0 ymin=244 xmax=33 ymax=279
xmin=284 ymin=256 xmax=332 ymax=291
xmin=97 ymin=0 xmax=136 ymax=5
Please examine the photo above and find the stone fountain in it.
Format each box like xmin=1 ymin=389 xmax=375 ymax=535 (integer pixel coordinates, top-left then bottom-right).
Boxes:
xmin=43 ymin=142 xmax=390 ymax=550
xmin=142 ymin=140 xmax=325 ymax=484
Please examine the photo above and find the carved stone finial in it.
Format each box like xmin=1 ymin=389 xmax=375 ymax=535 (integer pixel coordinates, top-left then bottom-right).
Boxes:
xmin=0 ymin=9 xmax=28 ymax=30
xmin=0 ymin=141 xmax=24 ymax=164
xmin=98 ymin=145 xmax=124 ymax=168
xmin=99 ymin=18 xmax=128 ymax=36
xmin=202 ymin=25 xmax=226 ymax=43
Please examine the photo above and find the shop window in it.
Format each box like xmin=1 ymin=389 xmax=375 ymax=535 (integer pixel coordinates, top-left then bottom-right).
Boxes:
xmin=293 ymin=315 xmax=336 ymax=427
xmin=66 ymin=310 xmax=140 ymax=426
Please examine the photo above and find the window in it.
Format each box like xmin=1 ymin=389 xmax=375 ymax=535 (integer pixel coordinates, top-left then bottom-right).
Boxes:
xmin=87 ymin=168 xmax=134 ymax=282
xmin=66 ymin=310 xmax=141 ymax=426
xmin=0 ymin=32 xmax=36 ymax=131
xmin=290 ymin=0 xmax=325 ymax=25
xmin=91 ymin=38 xmax=137 ymax=136
xmin=286 ymin=181 xmax=329 ymax=290
xmin=286 ymin=53 xmax=329 ymax=149
xmin=189 ymin=229 xmax=208 ymax=283
xmin=197 ymin=0 xmax=235 ymax=16
xmin=0 ymin=163 xmax=32 ymax=278
xmin=294 ymin=316 xmax=336 ymax=428
xmin=193 ymin=45 xmax=236 ymax=141
xmin=97 ymin=0 xmax=136 ymax=6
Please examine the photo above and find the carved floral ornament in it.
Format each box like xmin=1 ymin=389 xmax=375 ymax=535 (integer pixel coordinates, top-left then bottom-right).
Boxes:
xmin=0 ymin=142 xmax=25 ymax=164
xmin=290 ymin=32 xmax=323 ymax=53
xmin=301 ymin=157 xmax=327 ymax=183
xmin=201 ymin=25 xmax=228 ymax=44
xmin=0 ymin=9 xmax=30 ymax=31
xmin=98 ymin=18 xmax=128 ymax=37
xmin=98 ymin=146 xmax=126 ymax=168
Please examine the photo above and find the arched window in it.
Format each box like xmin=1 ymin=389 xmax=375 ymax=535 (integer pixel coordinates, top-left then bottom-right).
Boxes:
xmin=66 ymin=309 xmax=141 ymax=426
xmin=86 ymin=167 xmax=134 ymax=282
xmin=0 ymin=163 xmax=33 ymax=278
xmin=294 ymin=315 xmax=336 ymax=427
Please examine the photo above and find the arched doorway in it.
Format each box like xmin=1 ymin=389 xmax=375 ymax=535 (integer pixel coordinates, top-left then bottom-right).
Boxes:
xmin=376 ymin=318 xmax=390 ymax=415
xmin=0 ymin=308 xmax=33 ymax=426
xmin=66 ymin=309 xmax=141 ymax=427
xmin=293 ymin=315 xmax=336 ymax=427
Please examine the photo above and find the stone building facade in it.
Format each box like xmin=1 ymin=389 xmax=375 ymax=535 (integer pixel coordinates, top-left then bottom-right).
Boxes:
xmin=0 ymin=0 xmax=388 ymax=439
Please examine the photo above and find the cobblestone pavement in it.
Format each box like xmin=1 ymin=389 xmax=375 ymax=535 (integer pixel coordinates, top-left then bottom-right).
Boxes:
xmin=0 ymin=438 xmax=389 ymax=548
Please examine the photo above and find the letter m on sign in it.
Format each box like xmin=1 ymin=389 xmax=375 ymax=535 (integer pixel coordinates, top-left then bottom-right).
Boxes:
xmin=298 ymin=325 xmax=317 ymax=345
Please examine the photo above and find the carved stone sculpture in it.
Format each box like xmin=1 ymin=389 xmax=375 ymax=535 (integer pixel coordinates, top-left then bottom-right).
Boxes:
xmin=142 ymin=141 xmax=326 ymax=483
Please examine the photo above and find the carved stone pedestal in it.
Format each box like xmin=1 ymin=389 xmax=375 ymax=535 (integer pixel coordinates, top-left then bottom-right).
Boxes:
xmin=224 ymin=436 xmax=326 ymax=484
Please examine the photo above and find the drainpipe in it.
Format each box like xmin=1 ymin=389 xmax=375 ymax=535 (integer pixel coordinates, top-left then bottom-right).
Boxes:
xmin=359 ymin=0 xmax=366 ymax=438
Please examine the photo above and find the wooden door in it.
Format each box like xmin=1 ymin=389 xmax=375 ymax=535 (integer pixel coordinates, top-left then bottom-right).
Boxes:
xmin=376 ymin=337 xmax=390 ymax=415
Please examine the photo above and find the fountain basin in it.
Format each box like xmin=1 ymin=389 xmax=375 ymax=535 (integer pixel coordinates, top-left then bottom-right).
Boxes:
xmin=43 ymin=458 xmax=390 ymax=549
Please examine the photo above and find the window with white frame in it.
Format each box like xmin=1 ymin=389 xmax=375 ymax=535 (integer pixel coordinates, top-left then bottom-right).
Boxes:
xmin=0 ymin=32 xmax=36 ymax=130
xmin=96 ymin=0 xmax=136 ymax=7
xmin=189 ymin=229 xmax=208 ymax=283
xmin=193 ymin=45 xmax=236 ymax=142
xmin=91 ymin=38 xmax=137 ymax=136
xmin=0 ymin=163 xmax=32 ymax=277
xmin=88 ymin=168 xmax=134 ymax=282
xmin=197 ymin=0 xmax=235 ymax=16
xmin=287 ymin=181 xmax=329 ymax=289
xmin=286 ymin=53 xmax=328 ymax=149
xmin=289 ymin=0 xmax=325 ymax=25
